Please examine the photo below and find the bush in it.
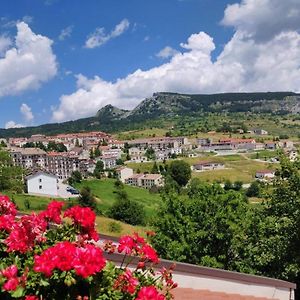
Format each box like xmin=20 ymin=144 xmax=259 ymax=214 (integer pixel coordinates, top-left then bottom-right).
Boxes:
xmin=108 ymin=221 xmax=122 ymax=233
xmin=109 ymin=198 xmax=146 ymax=226
xmin=24 ymin=198 xmax=31 ymax=210
xmin=246 ymin=181 xmax=261 ymax=197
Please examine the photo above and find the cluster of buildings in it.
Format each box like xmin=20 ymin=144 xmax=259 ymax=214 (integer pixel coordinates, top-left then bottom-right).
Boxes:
xmin=8 ymin=131 xmax=123 ymax=180
xmin=196 ymin=137 xmax=294 ymax=152
xmin=127 ymin=136 xmax=192 ymax=162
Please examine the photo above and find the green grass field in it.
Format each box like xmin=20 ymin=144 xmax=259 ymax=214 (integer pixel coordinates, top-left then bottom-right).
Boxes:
xmin=74 ymin=179 xmax=162 ymax=220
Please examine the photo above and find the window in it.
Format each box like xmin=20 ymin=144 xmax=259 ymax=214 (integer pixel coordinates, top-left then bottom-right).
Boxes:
xmin=39 ymin=185 xmax=42 ymax=190
xmin=39 ymin=178 xmax=42 ymax=183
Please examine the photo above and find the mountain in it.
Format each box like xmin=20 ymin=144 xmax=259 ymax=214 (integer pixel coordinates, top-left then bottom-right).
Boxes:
xmin=1 ymin=91 xmax=299 ymax=138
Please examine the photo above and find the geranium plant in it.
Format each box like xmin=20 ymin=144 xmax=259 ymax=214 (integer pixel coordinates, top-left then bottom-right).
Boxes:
xmin=0 ymin=195 xmax=177 ymax=299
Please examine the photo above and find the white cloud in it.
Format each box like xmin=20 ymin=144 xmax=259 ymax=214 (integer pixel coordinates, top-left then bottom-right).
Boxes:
xmin=20 ymin=103 xmax=34 ymax=122
xmin=59 ymin=25 xmax=73 ymax=41
xmin=85 ymin=19 xmax=130 ymax=49
xmin=0 ymin=36 xmax=11 ymax=56
xmin=0 ymin=22 xmax=57 ymax=98
xmin=222 ymin=0 xmax=300 ymax=42
xmin=52 ymin=0 xmax=300 ymax=122
xmin=156 ymin=46 xmax=179 ymax=59
xmin=5 ymin=121 xmax=24 ymax=129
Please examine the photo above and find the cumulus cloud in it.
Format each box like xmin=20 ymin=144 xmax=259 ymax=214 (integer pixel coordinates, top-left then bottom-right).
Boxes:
xmin=52 ymin=0 xmax=300 ymax=122
xmin=85 ymin=19 xmax=130 ymax=48
xmin=59 ymin=25 xmax=73 ymax=41
xmin=156 ymin=46 xmax=179 ymax=59
xmin=0 ymin=22 xmax=57 ymax=98
xmin=5 ymin=121 xmax=24 ymax=129
xmin=222 ymin=0 xmax=300 ymax=42
xmin=0 ymin=36 xmax=11 ymax=56
xmin=20 ymin=103 xmax=34 ymax=122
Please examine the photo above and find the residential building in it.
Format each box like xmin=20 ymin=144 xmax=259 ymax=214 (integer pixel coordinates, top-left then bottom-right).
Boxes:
xmin=192 ymin=161 xmax=225 ymax=171
xmin=125 ymin=174 xmax=144 ymax=187
xmin=47 ymin=152 xmax=80 ymax=180
xmin=26 ymin=171 xmax=58 ymax=196
xmin=255 ymin=170 xmax=275 ymax=180
xmin=253 ymin=128 xmax=268 ymax=135
xmin=115 ymin=167 xmax=134 ymax=183
xmin=140 ymin=174 xmax=164 ymax=189
xmin=100 ymin=155 xmax=117 ymax=169
xmin=10 ymin=148 xmax=48 ymax=169
xmin=265 ymin=141 xmax=277 ymax=150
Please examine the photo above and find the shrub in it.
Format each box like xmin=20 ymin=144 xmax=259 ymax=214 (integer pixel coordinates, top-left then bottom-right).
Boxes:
xmin=109 ymin=198 xmax=146 ymax=226
xmin=108 ymin=221 xmax=122 ymax=233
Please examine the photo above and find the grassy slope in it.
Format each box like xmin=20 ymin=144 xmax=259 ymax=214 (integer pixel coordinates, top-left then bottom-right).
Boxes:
xmin=74 ymin=179 xmax=162 ymax=220
xmin=126 ymin=153 xmax=277 ymax=183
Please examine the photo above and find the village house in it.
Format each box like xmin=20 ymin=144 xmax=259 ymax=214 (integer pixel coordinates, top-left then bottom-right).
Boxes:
xmin=99 ymin=146 xmax=122 ymax=159
xmin=128 ymin=147 xmax=147 ymax=162
xmin=192 ymin=161 xmax=225 ymax=171
xmin=99 ymin=155 xmax=117 ymax=170
xmin=255 ymin=170 xmax=275 ymax=180
xmin=255 ymin=142 xmax=265 ymax=150
xmin=125 ymin=173 xmax=164 ymax=189
xmin=140 ymin=174 xmax=164 ymax=189
xmin=125 ymin=174 xmax=144 ymax=187
xmin=115 ymin=166 xmax=134 ymax=183
xmin=26 ymin=171 xmax=58 ymax=196
xmin=253 ymin=128 xmax=268 ymax=135
xmin=278 ymin=140 xmax=294 ymax=149
xmin=264 ymin=141 xmax=277 ymax=150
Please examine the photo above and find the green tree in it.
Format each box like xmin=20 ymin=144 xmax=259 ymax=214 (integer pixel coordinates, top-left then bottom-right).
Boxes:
xmin=233 ymin=180 xmax=243 ymax=191
xmin=168 ymin=160 xmax=191 ymax=187
xmin=94 ymin=148 xmax=101 ymax=157
xmin=151 ymin=161 xmax=159 ymax=174
xmin=78 ymin=186 xmax=96 ymax=210
xmin=93 ymin=160 xmax=104 ymax=179
xmin=246 ymin=181 xmax=261 ymax=197
xmin=224 ymin=180 xmax=233 ymax=190
xmin=0 ymin=149 xmax=23 ymax=192
xmin=145 ymin=148 xmax=156 ymax=160
xmin=109 ymin=180 xmax=145 ymax=225
xmin=68 ymin=170 xmax=82 ymax=185
xmin=152 ymin=180 xmax=249 ymax=269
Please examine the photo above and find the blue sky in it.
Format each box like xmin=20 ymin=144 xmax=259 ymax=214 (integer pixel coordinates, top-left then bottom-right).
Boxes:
xmin=0 ymin=0 xmax=300 ymax=128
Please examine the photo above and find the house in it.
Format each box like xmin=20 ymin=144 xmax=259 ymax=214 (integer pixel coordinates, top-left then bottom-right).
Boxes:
xmin=192 ymin=161 xmax=225 ymax=171
xmin=115 ymin=167 xmax=133 ymax=183
xmin=278 ymin=140 xmax=294 ymax=149
xmin=125 ymin=173 xmax=164 ymax=188
xmin=140 ymin=174 xmax=164 ymax=189
xmin=253 ymin=128 xmax=268 ymax=135
xmin=196 ymin=138 xmax=211 ymax=146
xmin=255 ymin=170 xmax=275 ymax=180
xmin=100 ymin=155 xmax=117 ymax=170
xmin=265 ymin=141 xmax=277 ymax=150
xmin=125 ymin=174 xmax=144 ymax=187
xmin=26 ymin=171 xmax=58 ymax=196
xmin=255 ymin=143 xmax=265 ymax=150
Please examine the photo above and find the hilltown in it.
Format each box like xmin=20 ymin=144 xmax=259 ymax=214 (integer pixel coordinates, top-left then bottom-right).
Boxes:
xmin=2 ymin=130 xmax=298 ymax=190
